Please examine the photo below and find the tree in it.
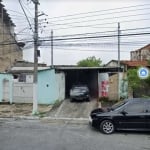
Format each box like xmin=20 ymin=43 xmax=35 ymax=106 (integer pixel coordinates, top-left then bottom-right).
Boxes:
xmin=77 ymin=56 xmax=102 ymax=67
xmin=127 ymin=68 xmax=150 ymax=97
xmin=127 ymin=68 xmax=141 ymax=90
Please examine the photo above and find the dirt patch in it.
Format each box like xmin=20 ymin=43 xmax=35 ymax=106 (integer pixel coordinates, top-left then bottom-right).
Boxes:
xmin=0 ymin=103 xmax=52 ymax=117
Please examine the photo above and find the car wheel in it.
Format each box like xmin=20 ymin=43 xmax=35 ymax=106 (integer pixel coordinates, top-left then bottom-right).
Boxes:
xmin=100 ymin=120 xmax=114 ymax=134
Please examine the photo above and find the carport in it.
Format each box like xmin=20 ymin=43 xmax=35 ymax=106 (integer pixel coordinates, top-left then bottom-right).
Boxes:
xmin=55 ymin=66 xmax=122 ymax=99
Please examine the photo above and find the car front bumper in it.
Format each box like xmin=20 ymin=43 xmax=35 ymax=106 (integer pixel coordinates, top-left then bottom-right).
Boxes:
xmin=89 ymin=116 xmax=92 ymax=124
xmin=70 ymin=94 xmax=89 ymax=100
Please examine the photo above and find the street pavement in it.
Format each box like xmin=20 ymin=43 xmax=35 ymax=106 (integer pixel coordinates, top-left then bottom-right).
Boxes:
xmin=0 ymin=119 xmax=150 ymax=150
xmin=0 ymin=101 xmax=150 ymax=150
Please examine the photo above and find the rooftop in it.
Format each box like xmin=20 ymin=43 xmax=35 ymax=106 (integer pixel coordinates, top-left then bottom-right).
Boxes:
xmin=121 ymin=60 xmax=150 ymax=67
xmin=0 ymin=1 xmax=15 ymax=26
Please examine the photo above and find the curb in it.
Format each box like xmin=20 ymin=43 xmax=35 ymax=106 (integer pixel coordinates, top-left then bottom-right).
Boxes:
xmin=0 ymin=116 xmax=89 ymax=124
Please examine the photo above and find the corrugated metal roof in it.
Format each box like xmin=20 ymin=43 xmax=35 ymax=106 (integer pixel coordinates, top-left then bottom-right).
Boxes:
xmin=54 ymin=66 xmax=122 ymax=72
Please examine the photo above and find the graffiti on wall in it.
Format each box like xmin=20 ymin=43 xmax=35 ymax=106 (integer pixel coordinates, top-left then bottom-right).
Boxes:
xmin=100 ymin=80 xmax=109 ymax=97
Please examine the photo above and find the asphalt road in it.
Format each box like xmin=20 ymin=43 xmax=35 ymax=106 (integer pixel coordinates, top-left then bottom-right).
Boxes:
xmin=0 ymin=119 xmax=150 ymax=150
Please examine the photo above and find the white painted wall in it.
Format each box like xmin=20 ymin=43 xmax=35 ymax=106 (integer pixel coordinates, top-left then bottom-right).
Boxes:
xmin=56 ymin=73 xmax=65 ymax=101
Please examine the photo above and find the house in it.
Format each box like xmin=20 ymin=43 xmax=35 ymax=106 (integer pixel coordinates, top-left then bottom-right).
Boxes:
xmin=5 ymin=61 xmax=65 ymax=104
xmin=0 ymin=1 xmax=23 ymax=72
xmin=131 ymin=44 xmax=150 ymax=61
xmin=105 ymin=58 xmax=150 ymax=100
xmin=54 ymin=66 xmax=123 ymax=101
xmin=0 ymin=68 xmax=65 ymax=104
xmin=0 ymin=61 xmax=65 ymax=104
xmin=0 ymin=73 xmax=13 ymax=103
xmin=105 ymin=60 xmax=150 ymax=71
xmin=0 ymin=61 xmax=122 ymax=103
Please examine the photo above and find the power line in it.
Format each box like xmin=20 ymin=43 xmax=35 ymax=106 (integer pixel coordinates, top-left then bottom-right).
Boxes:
xmin=41 ymin=26 xmax=150 ymax=39
xmin=48 ymin=18 xmax=150 ymax=30
xmin=18 ymin=0 xmax=34 ymax=32
xmin=52 ymin=32 xmax=150 ymax=41
xmin=42 ymin=47 xmax=131 ymax=53
xmin=46 ymin=4 xmax=150 ymax=21
xmin=1 ymin=31 xmax=150 ymax=46
xmin=47 ymin=12 xmax=150 ymax=27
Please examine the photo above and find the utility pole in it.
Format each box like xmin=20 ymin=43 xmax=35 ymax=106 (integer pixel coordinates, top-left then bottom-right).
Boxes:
xmin=51 ymin=30 xmax=53 ymax=67
xmin=32 ymin=0 xmax=39 ymax=114
xmin=1 ymin=7 xmax=4 ymax=55
xmin=117 ymin=22 xmax=120 ymax=100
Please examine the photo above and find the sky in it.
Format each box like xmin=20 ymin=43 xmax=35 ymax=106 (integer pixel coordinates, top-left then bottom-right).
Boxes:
xmin=3 ymin=0 xmax=150 ymax=65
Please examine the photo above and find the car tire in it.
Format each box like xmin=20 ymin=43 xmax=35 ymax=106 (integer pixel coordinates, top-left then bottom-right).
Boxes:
xmin=100 ymin=120 xmax=114 ymax=134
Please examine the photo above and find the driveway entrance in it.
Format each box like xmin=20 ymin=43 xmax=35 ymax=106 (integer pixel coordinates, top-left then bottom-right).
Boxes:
xmin=50 ymin=99 xmax=97 ymax=118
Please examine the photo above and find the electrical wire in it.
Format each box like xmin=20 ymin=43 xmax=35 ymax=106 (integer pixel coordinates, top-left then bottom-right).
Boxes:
xmin=18 ymin=0 xmax=34 ymax=32
xmin=46 ymin=4 xmax=150 ymax=21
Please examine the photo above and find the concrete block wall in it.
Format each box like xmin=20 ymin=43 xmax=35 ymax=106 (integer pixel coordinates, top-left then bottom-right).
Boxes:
xmin=0 ymin=21 xmax=22 ymax=72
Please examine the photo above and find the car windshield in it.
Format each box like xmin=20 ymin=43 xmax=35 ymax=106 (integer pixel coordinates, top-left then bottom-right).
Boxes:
xmin=111 ymin=100 xmax=127 ymax=110
xmin=73 ymin=86 xmax=88 ymax=90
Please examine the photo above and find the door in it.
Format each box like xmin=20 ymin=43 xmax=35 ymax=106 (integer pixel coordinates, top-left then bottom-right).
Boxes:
xmin=3 ymin=79 xmax=10 ymax=102
xmin=114 ymin=101 xmax=146 ymax=129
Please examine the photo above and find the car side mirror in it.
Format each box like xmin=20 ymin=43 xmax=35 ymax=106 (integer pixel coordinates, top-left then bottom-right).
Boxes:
xmin=120 ymin=110 xmax=127 ymax=115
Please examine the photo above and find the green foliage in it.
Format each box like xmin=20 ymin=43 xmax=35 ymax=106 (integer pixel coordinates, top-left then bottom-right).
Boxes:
xmin=127 ymin=68 xmax=141 ymax=90
xmin=147 ymin=60 xmax=150 ymax=65
xmin=144 ymin=74 xmax=150 ymax=86
xmin=77 ymin=56 xmax=102 ymax=67
xmin=127 ymin=68 xmax=150 ymax=89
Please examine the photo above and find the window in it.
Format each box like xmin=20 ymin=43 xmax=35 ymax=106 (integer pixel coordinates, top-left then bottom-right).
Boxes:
xmin=146 ymin=102 xmax=150 ymax=112
xmin=19 ymin=74 xmax=26 ymax=82
xmin=124 ymin=102 xmax=145 ymax=113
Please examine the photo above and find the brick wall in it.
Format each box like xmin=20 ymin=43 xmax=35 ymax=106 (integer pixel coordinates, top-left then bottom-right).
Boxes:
xmin=108 ymin=74 xmax=118 ymax=100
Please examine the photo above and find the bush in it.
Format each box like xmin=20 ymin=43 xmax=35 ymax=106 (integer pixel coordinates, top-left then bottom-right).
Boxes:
xmin=99 ymin=97 xmax=109 ymax=102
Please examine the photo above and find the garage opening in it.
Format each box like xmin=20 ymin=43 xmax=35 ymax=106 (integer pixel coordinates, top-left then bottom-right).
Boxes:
xmin=55 ymin=67 xmax=122 ymax=100
xmin=63 ymin=69 xmax=98 ymax=99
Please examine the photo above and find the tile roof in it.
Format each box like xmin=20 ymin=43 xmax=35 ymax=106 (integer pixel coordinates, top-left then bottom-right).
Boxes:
xmin=121 ymin=60 xmax=150 ymax=67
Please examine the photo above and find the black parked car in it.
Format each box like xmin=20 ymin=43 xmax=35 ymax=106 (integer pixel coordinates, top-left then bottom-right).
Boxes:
xmin=70 ymin=85 xmax=90 ymax=102
xmin=89 ymin=98 xmax=150 ymax=134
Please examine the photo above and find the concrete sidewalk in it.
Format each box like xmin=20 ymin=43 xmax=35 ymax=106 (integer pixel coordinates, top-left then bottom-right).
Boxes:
xmin=0 ymin=99 xmax=101 ymax=123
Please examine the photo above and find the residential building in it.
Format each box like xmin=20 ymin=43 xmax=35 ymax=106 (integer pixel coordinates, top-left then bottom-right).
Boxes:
xmin=0 ymin=1 xmax=23 ymax=72
xmin=131 ymin=44 xmax=150 ymax=61
xmin=105 ymin=60 xmax=150 ymax=71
